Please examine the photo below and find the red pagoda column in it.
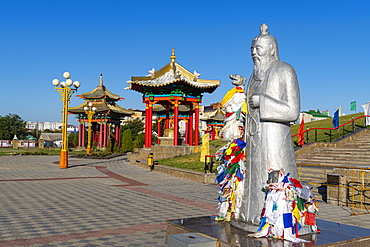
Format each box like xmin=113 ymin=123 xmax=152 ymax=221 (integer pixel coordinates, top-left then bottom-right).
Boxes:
xmin=188 ymin=109 xmax=193 ymax=146
xmin=115 ymin=124 xmax=121 ymax=147
xmin=92 ymin=123 xmax=96 ymax=145
xmin=144 ymin=101 xmax=153 ymax=148
xmin=194 ymin=103 xmax=199 ymax=146
xmin=103 ymin=123 xmax=108 ymax=147
xmin=173 ymin=100 xmax=179 ymax=146
xmin=99 ymin=123 xmax=103 ymax=147
xmin=148 ymin=102 xmax=153 ymax=146
xmin=81 ymin=123 xmax=86 ymax=147
xmin=165 ymin=108 xmax=170 ymax=129
xmin=157 ymin=119 xmax=161 ymax=144
xmin=144 ymin=103 xmax=149 ymax=148
xmin=78 ymin=123 xmax=83 ymax=147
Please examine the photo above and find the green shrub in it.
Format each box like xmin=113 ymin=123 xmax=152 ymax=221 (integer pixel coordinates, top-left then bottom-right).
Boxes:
xmin=121 ymin=129 xmax=133 ymax=152
xmin=133 ymin=132 xmax=144 ymax=149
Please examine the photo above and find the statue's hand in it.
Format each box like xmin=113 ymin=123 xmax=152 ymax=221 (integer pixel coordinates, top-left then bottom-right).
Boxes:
xmin=249 ymin=95 xmax=260 ymax=108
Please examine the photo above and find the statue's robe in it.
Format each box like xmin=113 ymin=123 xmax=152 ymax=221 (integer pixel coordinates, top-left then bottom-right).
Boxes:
xmin=236 ymin=60 xmax=300 ymax=225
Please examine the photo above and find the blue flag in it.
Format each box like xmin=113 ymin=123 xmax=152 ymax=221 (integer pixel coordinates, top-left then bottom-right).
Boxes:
xmin=332 ymin=109 xmax=339 ymax=128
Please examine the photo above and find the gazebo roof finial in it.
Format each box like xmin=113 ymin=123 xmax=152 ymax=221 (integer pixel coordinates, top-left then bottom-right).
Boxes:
xmin=170 ymin=48 xmax=176 ymax=63
xmin=99 ymin=73 xmax=103 ymax=87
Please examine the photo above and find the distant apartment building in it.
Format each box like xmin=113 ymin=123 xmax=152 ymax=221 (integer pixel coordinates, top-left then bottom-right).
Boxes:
xmin=26 ymin=121 xmax=77 ymax=132
xmin=296 ymin=109 xmax=331 ymax=124
xmin=123 ymin=109 xmax=145 ymax=123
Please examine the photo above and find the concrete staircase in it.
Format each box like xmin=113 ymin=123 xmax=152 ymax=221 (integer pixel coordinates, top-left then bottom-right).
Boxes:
xmin=295 ymin=128 xmax=370 ymax=167
xmin=295 ymin=128 xmax=370 ymax=200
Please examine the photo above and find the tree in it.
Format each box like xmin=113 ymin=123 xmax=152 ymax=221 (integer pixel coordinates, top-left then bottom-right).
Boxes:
xmin=0 ymin=114 xmax=28 ymax=140
xmin=121 ymin=129 xmax=133 ymax=152
xmin=121 ymin=119 xmax=144 ymax=139
xmin=133 ymin=132 xmax=145 ymax=149
xmin=68 ymin=132 xmax=78 ymax=148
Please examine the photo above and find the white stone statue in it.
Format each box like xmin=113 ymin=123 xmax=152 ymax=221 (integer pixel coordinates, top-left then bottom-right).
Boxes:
xmin=219 ymin=74 xmax=248 ymax=141
xmin=232 ymin=23 xmax=300 ymax=230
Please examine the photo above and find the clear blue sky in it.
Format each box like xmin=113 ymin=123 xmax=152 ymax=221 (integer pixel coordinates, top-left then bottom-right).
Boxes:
xmin=0 ymin=0 xmax=369 ymax=125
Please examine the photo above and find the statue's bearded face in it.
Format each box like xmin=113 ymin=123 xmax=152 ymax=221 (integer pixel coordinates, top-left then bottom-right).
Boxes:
xmin=251 ymin=38 xmax=275 ymax=81
xmin=251 ymin=39 xmax=273 ymax=65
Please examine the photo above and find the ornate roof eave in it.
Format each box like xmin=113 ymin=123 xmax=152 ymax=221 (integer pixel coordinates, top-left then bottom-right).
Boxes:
xmin=68 ymin=102 xmax=134 ymax=116
xmin=152 ymin=104 xmax=191 ymax=112
xmin=130 ymin=62 xmax=220 ymax=88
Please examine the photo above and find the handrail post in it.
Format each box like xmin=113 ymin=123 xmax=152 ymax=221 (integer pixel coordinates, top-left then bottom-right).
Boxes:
xmin=360 ymin=169 xmax=365 ymax=214
xmin=330 ymin=129 xmax=332 ymax=142
xmin=352 ymin=117 xmax=355 ymax=133
xmin=306 ymin=128 xmax=309 ymax=144
xmin=315 ymin=129 xmax=317 ymax=142
xmin=342 ymin=125 xmax=344 ymax=138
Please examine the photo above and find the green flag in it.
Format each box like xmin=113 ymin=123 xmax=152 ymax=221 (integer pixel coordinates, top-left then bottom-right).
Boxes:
xmin=350 ymin=101 xmax=356 ymax=111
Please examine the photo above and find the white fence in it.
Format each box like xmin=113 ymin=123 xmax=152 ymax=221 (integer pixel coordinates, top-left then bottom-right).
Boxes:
xmin=0 ymin=140 xmax=38 ymax=148
xmin=0 ymin=140 xmax=12 ymax=147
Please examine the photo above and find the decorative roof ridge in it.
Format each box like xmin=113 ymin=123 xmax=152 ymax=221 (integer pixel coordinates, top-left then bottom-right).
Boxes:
xmin=128 ymin=49 xmax=220 ymax=92
xmin=80 ymin=74 xmax=121 ymax=100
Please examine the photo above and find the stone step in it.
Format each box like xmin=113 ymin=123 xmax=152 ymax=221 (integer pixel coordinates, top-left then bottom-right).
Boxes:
xmin=297 ymin=157 xmax=370 ymax=163
xmin=308 ymin=147 xmax=370 ymax=151
xmin=297 ymin=161 xmax=370 ymax=166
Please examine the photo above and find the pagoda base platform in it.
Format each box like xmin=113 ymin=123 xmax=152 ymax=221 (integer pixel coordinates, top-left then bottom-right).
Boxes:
xmin=166 ymin=215 xmax=370 ymax=246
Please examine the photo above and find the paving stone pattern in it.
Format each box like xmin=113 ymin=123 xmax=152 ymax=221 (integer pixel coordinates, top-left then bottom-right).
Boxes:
xmin=0 ymin=155 xmax=370 ymax=246
xmin=0 ymin=156 xmax=218 ymax=246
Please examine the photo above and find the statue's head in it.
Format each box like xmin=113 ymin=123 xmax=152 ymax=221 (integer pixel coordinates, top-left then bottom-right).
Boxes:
xmin=229 ymin=74 xmax=246 ymax=86
xmin=251 ymin=23 xmax=279 ymax=62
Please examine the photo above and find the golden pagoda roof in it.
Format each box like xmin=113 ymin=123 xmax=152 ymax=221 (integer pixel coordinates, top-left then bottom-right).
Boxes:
xmin=68 ymin=100 xmax=134 ymax=116
xmin=126 ymin=48 xmax=220 ymax=93
xmin=201 ymin=109 xmax=225 ymax=122
xmin=80 ymin=74 xmax=121 ymax=100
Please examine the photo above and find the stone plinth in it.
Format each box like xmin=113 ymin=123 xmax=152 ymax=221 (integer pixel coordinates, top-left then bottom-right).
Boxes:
xmin=327 ymin=173 xmax=347 ymax=206
xmin=159 ymin=137 xmax=174 ymax=146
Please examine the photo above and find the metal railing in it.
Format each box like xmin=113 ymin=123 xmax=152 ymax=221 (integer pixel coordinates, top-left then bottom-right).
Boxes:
xmin=298 ymin=163 xmax=370 ymax=216
xmin=292 ymin=115 xmax=370 ymax=147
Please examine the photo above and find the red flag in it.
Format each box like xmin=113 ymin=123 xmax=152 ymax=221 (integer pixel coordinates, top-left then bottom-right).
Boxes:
xmin=298 ymin=118 xmax=305 ymax=146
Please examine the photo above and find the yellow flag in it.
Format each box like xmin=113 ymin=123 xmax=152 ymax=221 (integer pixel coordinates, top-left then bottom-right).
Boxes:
xmin=292 ymin=204 xmax=300 ymax=222
xmin=200 ymin=133 xmax=210 ymax=162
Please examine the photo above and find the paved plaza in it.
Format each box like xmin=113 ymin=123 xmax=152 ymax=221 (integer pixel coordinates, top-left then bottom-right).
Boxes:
xmin=0 ymin=155 xmax=370 ymax=246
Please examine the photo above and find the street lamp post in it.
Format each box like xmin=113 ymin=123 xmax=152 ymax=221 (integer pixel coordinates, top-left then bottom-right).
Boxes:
xmin=84 ymin=102 xmax=97 ymax=155
xmin=52 ymin=72 xmax=80 ymax=169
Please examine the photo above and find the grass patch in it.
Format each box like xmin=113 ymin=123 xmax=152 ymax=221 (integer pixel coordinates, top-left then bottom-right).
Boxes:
xmin=0 ymin=148 xmax=88 ymax=156
xmin=290 ymin=112 xmax=368 ymax=147
xmin=157 ymin=139 xmax=227 ymax=172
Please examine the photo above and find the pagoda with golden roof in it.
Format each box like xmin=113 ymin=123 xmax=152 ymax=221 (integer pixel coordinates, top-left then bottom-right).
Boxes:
xmin=69 ymin=74 xmax=134 ymax=148
xmin=127 ymin=49 xmax=220 ymax=147
xmin=201 ymin=108 xmax=225 ymax=140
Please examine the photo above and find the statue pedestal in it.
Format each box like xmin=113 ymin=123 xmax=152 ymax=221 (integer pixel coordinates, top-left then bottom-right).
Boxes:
xmin=166 ymin=216 xmax=318 ymax=246
xmin=159 ymin=137 xmax=174 ymax=146
xmin=230 ymin=218 xmax=313 ymax=235
xmin=230 ymin=219 xmax=259 ymax=233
